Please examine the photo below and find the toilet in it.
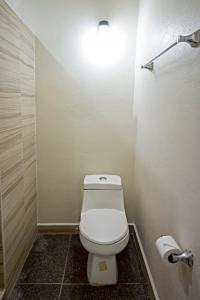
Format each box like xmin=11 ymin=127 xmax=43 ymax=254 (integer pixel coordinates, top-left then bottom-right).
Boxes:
xmin=79 ymin=174 xmax=129 ymax=285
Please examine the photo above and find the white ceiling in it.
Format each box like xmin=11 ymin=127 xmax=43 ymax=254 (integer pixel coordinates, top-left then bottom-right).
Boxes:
xmin=6 ymin=0 xmax=137 ymax=79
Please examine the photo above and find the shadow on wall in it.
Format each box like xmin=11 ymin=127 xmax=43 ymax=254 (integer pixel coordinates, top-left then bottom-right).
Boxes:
xmin=178 ymin=264 xmax=193 ymax=297
xmin=134 ymin=156 xmax=195 ymax=299
xmin=35 ymin=39 xmax=135 ymax=223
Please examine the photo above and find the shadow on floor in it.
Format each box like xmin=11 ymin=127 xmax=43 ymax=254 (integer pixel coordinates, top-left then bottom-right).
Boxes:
xmin=9 ymin=230 xmax=153 ymax=300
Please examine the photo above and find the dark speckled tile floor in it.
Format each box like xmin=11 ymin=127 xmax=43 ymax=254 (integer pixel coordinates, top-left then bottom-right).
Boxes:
xmin=9 ymin=227 xmax=154 ymax=300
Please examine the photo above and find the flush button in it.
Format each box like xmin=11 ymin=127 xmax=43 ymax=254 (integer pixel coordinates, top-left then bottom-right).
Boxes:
xmin=99 ymin=176 xmax=107 ymax=181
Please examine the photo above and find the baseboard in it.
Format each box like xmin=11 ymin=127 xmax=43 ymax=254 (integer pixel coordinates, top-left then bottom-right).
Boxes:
xmin=37 ymin=223 xmax=79 ymax=234
xmin=131 ymin=223 xmax=159 ymax=300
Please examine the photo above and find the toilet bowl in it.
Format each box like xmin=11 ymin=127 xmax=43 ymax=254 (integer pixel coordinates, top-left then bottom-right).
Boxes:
xmin=79 ymin=174 xmax=129 ymax=285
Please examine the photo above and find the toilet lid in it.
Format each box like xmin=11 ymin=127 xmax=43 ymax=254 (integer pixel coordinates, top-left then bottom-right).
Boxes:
xmin=80 ymin=209 xmax=128 ymax=245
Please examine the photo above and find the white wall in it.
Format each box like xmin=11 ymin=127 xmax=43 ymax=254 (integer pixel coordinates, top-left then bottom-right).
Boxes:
xmin=12 ymin=0 xmax=138 ymax=223
xmin=35 ymin=38 xmax=137 ymax=223
xmin=134 ymin=0 xmax=200 ymax=299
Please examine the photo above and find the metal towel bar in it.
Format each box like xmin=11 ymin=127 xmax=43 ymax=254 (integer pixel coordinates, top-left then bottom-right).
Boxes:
xmin=141 ymin=29 xmax=200 ymax=71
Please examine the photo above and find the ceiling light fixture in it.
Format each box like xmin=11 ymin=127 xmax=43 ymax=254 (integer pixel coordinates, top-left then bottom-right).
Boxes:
xmin=98 ymin=20 xmax=110 ymax=37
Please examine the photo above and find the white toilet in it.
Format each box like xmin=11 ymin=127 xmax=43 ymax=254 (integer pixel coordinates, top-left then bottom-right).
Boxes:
xmin=79 ymin=174 xmax=129 ymax=286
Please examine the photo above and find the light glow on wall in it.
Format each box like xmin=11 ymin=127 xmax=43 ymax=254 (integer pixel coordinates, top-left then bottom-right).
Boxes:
xmin=81 ymin=22 xmax=127 ymax=68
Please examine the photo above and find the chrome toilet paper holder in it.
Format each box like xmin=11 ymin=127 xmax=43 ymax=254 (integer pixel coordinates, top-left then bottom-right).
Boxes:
xmin=168 ymin=250 xmax=194 ymax=267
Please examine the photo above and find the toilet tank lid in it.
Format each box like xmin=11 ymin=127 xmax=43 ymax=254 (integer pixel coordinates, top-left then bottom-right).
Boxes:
xmin=83 ymin=175 xmax=122 ymax=190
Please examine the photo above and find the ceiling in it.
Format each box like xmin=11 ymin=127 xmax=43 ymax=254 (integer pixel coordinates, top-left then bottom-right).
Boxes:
xmin=6 ymin=0 xmax=138 ymax=78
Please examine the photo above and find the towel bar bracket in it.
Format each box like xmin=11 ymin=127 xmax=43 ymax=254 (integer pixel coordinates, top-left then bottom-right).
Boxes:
xmin=178 ymin=29 xmax=200 ymax=48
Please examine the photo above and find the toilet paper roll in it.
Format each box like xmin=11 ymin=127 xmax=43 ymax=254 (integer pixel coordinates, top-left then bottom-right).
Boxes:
xmin=155 ymin=235 xmax=181 ymax=262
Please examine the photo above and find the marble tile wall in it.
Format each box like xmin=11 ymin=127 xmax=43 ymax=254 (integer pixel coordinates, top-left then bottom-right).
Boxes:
xmin=0 ymin=0 xmax=37 ymax=294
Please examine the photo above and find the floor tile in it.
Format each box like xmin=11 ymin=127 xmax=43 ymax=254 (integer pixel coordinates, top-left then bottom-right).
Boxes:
xmin=9 ymin=284 xmax=60 ymax=300
xmin=64 ymin=235 xmax=88 ymax=283
xmin=10 ymin=232 xmax=154 ymax=299
xmin=117 ymin=235 xmax=145 ymax=283
xmin=129 ymin=225 xmax=135 ymax=234
xmin=18 ymin=235 xmax=70 ymax=283
xmin=60 ymin=284 xmax=149 ymax=300
xmin=64 ymin=234 xmax=145 ymax=285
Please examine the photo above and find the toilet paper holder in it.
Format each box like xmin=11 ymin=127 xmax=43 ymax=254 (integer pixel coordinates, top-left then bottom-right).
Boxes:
xmin=168 ymin=250 xmax=194 ymax=267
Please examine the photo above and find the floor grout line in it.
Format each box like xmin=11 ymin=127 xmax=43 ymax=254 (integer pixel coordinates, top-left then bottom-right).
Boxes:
xmin=131 ymin=234 xmax=146 ymax=272
xmin=61 ymin=282 xmax=143 ymax=286
xmin=17 ymin=282 xmax=144 ymax=286
xmin=131 ymin=230 xmax=153 ymax=299
xmin=130 ymin=233 xmax=144 ymax=268
xmin=58 ymin=234 xmax=72 ymax=299
xmin=17 ymin=283 xmax=61 ymax=286
xmin=10 ymin=231 xmax=153 ymax=299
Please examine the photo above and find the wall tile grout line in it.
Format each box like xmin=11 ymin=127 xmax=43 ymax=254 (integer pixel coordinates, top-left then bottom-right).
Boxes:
xmin=58 ymin=235 xmax=72 ymax=300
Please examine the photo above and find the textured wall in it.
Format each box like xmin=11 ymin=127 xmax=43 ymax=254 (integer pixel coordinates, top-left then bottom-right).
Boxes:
xmin=36 ymin=35 xmax=136 ymax=223
xmin=34 ymin=0 xmax=138 ymax=223
xmin=0 ymin=0 xmax=37 ymax=292
xmin=134 ymin=0 xmax=200 ymax=299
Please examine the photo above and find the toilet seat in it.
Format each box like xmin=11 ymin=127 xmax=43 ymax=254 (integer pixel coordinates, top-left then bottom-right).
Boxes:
xmin=80 ymin=209 xmax=128 ymax=245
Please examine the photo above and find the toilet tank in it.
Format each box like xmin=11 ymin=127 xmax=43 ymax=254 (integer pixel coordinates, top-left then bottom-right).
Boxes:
xmin=84 ymin=174 xmax=122 ymax=190
xmin=81 ymin=175 xmax=125 ymax=213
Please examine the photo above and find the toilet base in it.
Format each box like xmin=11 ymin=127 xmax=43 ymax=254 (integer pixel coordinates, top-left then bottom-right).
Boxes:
xmin=87 ymin=253 xmax=118 ymax=285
